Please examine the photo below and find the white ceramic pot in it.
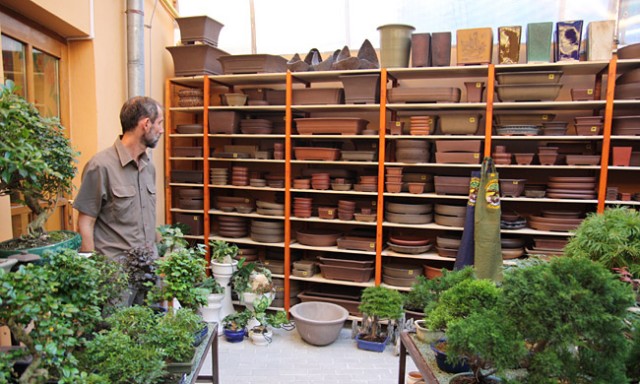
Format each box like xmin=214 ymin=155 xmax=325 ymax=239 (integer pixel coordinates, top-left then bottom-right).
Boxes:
xmin=249 ymin=327 xmax=273 ymax=346
xmin=414 ymin=320 xmax=444 ymax=343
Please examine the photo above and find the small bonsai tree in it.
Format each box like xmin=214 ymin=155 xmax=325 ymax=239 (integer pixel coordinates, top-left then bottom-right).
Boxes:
xmin=156 ymin=223 xmax=189 ymax=257
xmin=232 ymin=259 xmax=273 ymax=297
xmin=146 ymin=246 xmax=207 ymax=311
xmin=222 ymin=309 xmax=252 ymax=332
xmin=0 ymin=79 xmax=78 ymax=238
xmin=358 ymin=286 xmax=404 ymax=342
xmin=564 ymin=206 xmax=640 ymax=277
xmin=501 ymin=256 xmax=635 ymax=383
xmin=119 ymin=245 xmax=158 ymax=295
xmin=210 ymin=239 xmax=239 ymax=264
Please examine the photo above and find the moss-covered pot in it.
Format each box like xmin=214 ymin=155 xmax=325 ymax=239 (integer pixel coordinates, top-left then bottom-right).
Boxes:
xmin=0 ymin=230 xmax=81 ymax=258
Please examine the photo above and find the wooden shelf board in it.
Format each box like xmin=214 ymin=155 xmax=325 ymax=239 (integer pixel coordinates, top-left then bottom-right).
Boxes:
xmin=209 ymin=158 xmax=285 ymax=163
xmin=289 ymin=242 xmax=377 ymax=255
xmin=210 ymin=209 xmax=284 ymax=220
xmin=290 ymin=188 xmax=378 ymax=196
xmin=387 ymin=102 xmax=487 ymax=111
xmin=289 ymin=273 xmax=375 ymax=288
xmin=208 ymin=235 xmax=286 ymax=247
xmin=289 ymin=216 xmax=378 ymax=226
xmin=210 ymin=185 xmax=285 ymax=192
xmin=208 ymin=105 xmax=286 ymax=112
xmin=493 ymin=100 xmax=606 ymax=110
xmin=209 ymin=134 xmax=286 ymax=139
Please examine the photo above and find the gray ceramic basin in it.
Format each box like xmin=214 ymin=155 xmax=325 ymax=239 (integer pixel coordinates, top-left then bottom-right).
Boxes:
xmin=289 ymin=301 xmax=348 ymax=346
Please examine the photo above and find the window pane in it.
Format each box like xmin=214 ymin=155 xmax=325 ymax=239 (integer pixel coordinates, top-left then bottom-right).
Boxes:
xmin=1 ymin=34 xmax=26 ymax=97
xmin=33 ymin=48 xmax=60 ymax=118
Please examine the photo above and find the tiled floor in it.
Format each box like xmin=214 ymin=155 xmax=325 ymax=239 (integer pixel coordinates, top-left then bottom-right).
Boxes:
xmin=208 ymin=322 xmax=418 ymax=384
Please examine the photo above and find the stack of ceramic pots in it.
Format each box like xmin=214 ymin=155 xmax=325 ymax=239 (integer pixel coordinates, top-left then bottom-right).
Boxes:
xmin=210 ymin=168 xmax=228 ymax=185
xmin=216 ymin=216 xmax=248 ymax=238
xmin=356 ymin=175 xmax=378 ymax=192
xmin=239 ymin=118 xmax=273 ymax=134
xmin=493 ymin=145 xmax=512 ymax=165
xmin=386 ymin=167 xmax=403 ymax=193
xmin=385 ymin=202 xmax=433 ymax=224
xmin=265 ymin=173 xmax=284 ymax=188
xmin=409 ymin=115 xmax=436 ymax=135
xmin=546 ymin=176 xmax=597 ymax=200
xmin=331 ymin=177 xmax=352 ymax=191
xmin=396 ymin=140 xmax=430 ymax=163
xmin=542 ymin=121 xmax=568 ymax=135
xmin=249 ymin=178 xmax=266 ymax=187
xmin=273 ymin=142 xmax=284 ymax=160
xmin=386 ymin=234 xmax=432 ymax=255
xmin=293 ymin=178 xmax=311 ymax=189
xmin=574 ymin=116 xmax=603 ymax=135
xmin=501 ymin=237 xmax=525 ymax=259
xmin=382 ymin=263 xmax=424 ymax=287
xmin=527 ymin=237 xmax=567 ymax=257
xmin=250 ymin=219 xmax=284 ymax=243
xmin=176 ymin=188 xmax=204 ymax=210
xmin=256 ymin=201 xmax=285 ymax=216
xmin=537 ymin=146 xmax=559 ymax=165
xmin=434 ymin=203 xmax=466 ymax=228
xmin=293 ymin=197 xmax=313 ymax=218
xmin=311 ymin=172 xmax=330 ymax=190
xmin=231 ymin=166 xmax=248 ymax=186
xmin=500 ymin=211 xmax=526 ymax=229
xmin=236 ymin=247 xmax=259 ymax=262
xmin=338 ymin=200 xmax=356 ymax=221
xmin=435 ymin=234 xmax=461 ymax=259
xmin=177 ymin=88 xmax=204 ymax=107
xmin=354 ymin=207 xmax=377 ymax=222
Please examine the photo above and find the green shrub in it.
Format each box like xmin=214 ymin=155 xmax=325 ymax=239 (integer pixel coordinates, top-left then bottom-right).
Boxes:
xmin=404 ymin=267 xmax=475 ymax=313
xmin=358 ymin=286 xmax=404 ymax=340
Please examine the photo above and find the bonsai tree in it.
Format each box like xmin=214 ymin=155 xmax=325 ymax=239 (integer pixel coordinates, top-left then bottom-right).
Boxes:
xmin=0 ymin=249 xmax=128 ymax=383
xmin=501 ymin=256 xmax=635 ymax=383
xmin=357 ymin=286 xmax=404 ymax=342
xmin=222 ymin=309 xmax=252 ymax=332
xmin=404 ymin=267 xmax=475 ymax=313
xmin=210 ymin=239 xmax=239 ymax=264
xmin=564 ymin=206 xmax=640 ymax=277
xmin=0 ymin=79 xmax=78 ymax=239
xmin=146 ymin=246 xmax=207 ymax=311
xmin=424 ymin=278 xmax=500 ymax=332
xmin=119 ymin=245 xmax=158 ymax=303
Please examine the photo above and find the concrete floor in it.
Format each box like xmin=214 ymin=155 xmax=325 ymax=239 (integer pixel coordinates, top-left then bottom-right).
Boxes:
xmin=209 ymin=322 xmax=418 ymax=384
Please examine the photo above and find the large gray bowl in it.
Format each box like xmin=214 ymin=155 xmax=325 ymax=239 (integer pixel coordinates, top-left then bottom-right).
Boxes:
xmin=290 ymin=301 xmax=348 ymax=346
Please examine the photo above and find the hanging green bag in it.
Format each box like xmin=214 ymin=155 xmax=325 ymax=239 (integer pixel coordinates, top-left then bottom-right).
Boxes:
xmin=474 ymin=157 xmax=502 ymax=282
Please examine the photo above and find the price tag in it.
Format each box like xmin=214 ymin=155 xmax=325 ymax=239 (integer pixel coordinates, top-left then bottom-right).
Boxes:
xmin=587 ymin=88 xmax=593 ymax=95
xmin=369 ymin=243 xmax=375 ymax=249
xmin=469 ymin=117 xmax=476 ymax=123
xmin=591 ymin=126 xmax=597 ymax=132
xmin=421 ymin=175 xmax=427 ymax=180
xmin=548 ymin=74 xmax=555 ymax=80
xmin=233 ymin=153 xmax=238 ymax=158
xmin=408 ymin=270 xmax=414 ymax=275
xmin=475 ymin=82 xmax=482 ymax=88
xmin=513 ymin=180 xmax=519 ymax=185
xmin=473 ymin=153 xmax=479 ymax=158
xmin=328 ymin=210 xmax=333 ymax=215
xmin=193 ymin=216 xmax=199 ymax=221
xmin=542 ymin=115 xmax=549 ymax=120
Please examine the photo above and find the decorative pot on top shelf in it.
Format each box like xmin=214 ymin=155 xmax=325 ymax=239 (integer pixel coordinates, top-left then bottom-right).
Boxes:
xmin=411 ymin=33 xmax=431 ymax=67
xmin=377 ymin=24 xmax=415 ymax=68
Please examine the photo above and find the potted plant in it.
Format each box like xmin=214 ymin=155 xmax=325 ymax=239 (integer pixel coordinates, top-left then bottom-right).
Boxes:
xmin=355 ymin=286 xmax=404 ymax=352
xmin=118 ymin=245 xmax=159 ymax=306
xmin=247 ymin=294 xmax=293 ymax=346
xmin=0 ymin=249 xmax=128 ymax=382
xmin=222 ymin=310 xmax=252 ymax=343
xmin=564 ymin=206 xmax=640 ymax=277
xmin=0 ymin=80 xmax=79 ymax=256
xmin=146 ymin=246 xmax=207 ymax=312
xmin=150 ymin=308 xmax=203 ymax=375
xmin=232 ymin=259 xmax=274 ymax=303
xmin=156 ymin=223 xmax=190 ymax=257
xmin=210 ymin=239 xmax=239 ymax=275
xmin=501 ymin=256 xmax=634 ymax=383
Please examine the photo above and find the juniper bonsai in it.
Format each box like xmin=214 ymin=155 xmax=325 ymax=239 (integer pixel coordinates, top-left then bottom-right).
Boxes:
xmin=358 ymin=286 xmax=404 ymax=341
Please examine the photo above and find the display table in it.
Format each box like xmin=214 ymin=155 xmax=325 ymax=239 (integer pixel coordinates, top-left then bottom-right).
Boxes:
xmin=398 ymin=331 xmax=449 ymax=384
xmin=182 ymin=322 xmax=219 ymax=384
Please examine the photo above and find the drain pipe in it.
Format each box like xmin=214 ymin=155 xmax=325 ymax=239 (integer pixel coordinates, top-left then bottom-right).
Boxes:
xmin=126 ymin=0 xmax=145 ymax=97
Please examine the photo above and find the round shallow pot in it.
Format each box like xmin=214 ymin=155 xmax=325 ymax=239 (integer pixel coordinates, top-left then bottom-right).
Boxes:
xmin=296 ymin=229 xmax=342 ymax=247
xmin=414 ymin=320 xmax=444 ymax=343
xmin=290 ymin=302 xmax=348 ymax=346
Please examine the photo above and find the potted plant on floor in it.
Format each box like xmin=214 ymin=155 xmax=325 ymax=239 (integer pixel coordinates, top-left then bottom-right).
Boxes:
xmin=222 ymin=310 xmax=252 ymax=343
xmin=247 ymin=294 xmax=293 ymax=346
xmin=0 ymin=80 xmax=80 ymax=256
xmin=146 ymin=246 xmax=207 ymax=312
xmin=355 ymin=286 xmax=404 ymax=352
xmin=501 ymin=256 xmax=634 ymax=383
xmin=0 ymin=249 xmax=127 ymax=382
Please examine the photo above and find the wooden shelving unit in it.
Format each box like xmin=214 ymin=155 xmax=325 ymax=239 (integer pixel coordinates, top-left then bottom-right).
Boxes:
xmin=165 ymin=57 xmax=640 ymax=312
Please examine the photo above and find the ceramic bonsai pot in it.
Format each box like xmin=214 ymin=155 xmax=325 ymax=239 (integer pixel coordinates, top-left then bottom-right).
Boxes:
xmin=499 ymin=179 xmax=526 ymax=197
xmin=175 ymin=16 xmax=224 ymax=46
xmin=555 ymin=20 xmax=583 ymax=62
xmin=431 ymin=32 xmax=452 ymax=66
xmin=339 ymin=74 xmax=381 ymax=104
xmin=289 ymin=302 xmax=348 ymax=346
xmin=464 ymin=81 xmax=485 ymax=102
xmin=411 ymin=33 xmax=431 ymax=67
xmin=456 ymin=27 xmax=493 ymax=65
xmin=527 ymin=22 xmax=553 ymax=63
xmin=356 ymin=333 xmax=389 ymax=352
xmin=166 ymin=44 xmax=228 ymax=76
xmin=498 ymin=25 xmax=522 ymax=64
xmin=377 ymin=24 xmax=415 ymax=68
xmin=612 ymin=146 xmax=633 ymax=166
xmin=414 ymin=320 xmax=444 ymax=343
xmin=430 ymin=339 xmax=470 ymax=373
xmin=217 ymin=54 xmax=288 ymax=74
xmin=223 ymin=328 xmax=245 ymax=343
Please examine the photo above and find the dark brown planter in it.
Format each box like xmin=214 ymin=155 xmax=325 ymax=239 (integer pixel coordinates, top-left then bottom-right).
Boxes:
xmin=337 ymin=236 xmax=377 ymax=252
xmin=319 ymin=264 xmax=374 ymax=283
xmin=387 ymin=87 xmax=461 ymax=103
xmin=435 ymin=152 xmax=480 ymax=164
xmin=218 ymin=54 xmax=288 ymax=74
xmin=297 ymin=290 xmax=362 ymax=316
xmin=296 ymin=229 xmax=342 ymax=247
xmin=411 ymin=33 xmax=431 ymax=67
xmin=431 ymin=32 xmax=452 ymax=66
xmin=208 ymin=111 xmax=239 ymax=134
xmin=317 ymin=254 xmax=375 ymax=268
xmin=339 ymin=74 xmax=381 ymax=104
xmin=174 ymin=213 xmax=204 ymax=235
xmin=173 ymin=146 xmax=203 ymax=157
xmin=175 ymin=16 xmax=224 ymax=46
xmin=571 ymin=88 xmax=595 ymax=101
xmin=294 ymin=147 xmax=341 ymax=161
xmin=464 ymin=81 xmax=485 ymax=102
xmin=292 ymin=88 xmax=344 ymax=105
xmin=575 ymin=123 xmax=603 ymax=135
xmin=171 ymin=170 xmax=203 ymax=183
xmin=499 ymin=179 xmax=526 ymax=197
xmin=294 ymin=118 xmax=367 ymax=135
xmin=166 ymin=45 xmax=228 ymax=76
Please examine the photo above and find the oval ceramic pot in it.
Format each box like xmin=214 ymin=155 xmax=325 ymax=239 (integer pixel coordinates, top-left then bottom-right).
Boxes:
xmin=224 ymin=328 xmax=246 ymax=343
xmin=414 ymin=320 xmax=445 ymax=343
xmin=430 ymin=339 xmax=470 ymax=374
xmin=0 ymin=230 xmax=81 ymax=258
xmin=211 ymin=260 xmax=238 ymax=276
xmin=248 ymin=327 xmax=273 ymax=346
xmin=449 ymin=372 xmax=502 ymax=384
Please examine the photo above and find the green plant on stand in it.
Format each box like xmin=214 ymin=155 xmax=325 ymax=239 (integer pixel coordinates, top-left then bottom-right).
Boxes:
xmin=146 ymin=246 xmax=207 ymax=312
xmin=156 ymin=223 xmax=190 ymax=257
xmin=210 ymin=239 xmax=239 ymax=264
xmin=0 ymin=79 xmax=79 ymax=253
xmin=248 ymin=294 xmax=294 ymax=345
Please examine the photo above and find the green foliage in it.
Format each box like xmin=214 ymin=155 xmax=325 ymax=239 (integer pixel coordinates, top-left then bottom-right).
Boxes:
xmin=156 ymin=224 xmax=189 ymax=257
xmin=626 ymin=313 xmax=640 ymax=381
xmin=0 ymin=249 xmax=127 ymax=382
xmin=564 ymin=206 xmax=640 ymax=277
xmin=222 ymin=310 xmax=252 ymax=331
xmin=447 ymin=308 xmax=527 ymax=382
xmin=404 ymin=267 xmax=475 ymax=312
xmin=252 ymin=294 xmax=291 ymax=330
xmin=425 ymin=279 xmax=500 ymax=331
xmin=198 ymin=276 xmax=225 ymax=294
xmin=147 ymin=309 xmax=200 ymax=362
xmin=209 ymin=240 xmax=238 ymax=264
xmin=119 ymin=246 xmax=158 ymax=292
xmin=80 ymin=330 xmax=166 ymax=384
xmin=501 ymin=256 xmax=635 ymax=383
xmin=146 ymin=247 xmax=207 ymax=311
xmin=106 ymin=305 xmax=158 ymax=339
xmin=0 ymin=79 xmax=78 ymax=236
